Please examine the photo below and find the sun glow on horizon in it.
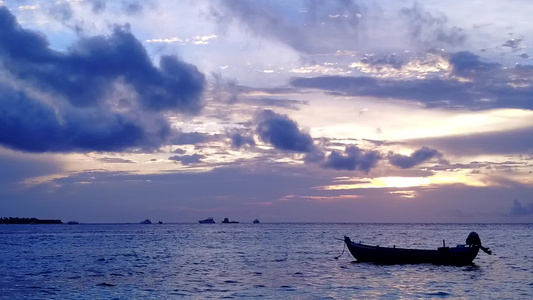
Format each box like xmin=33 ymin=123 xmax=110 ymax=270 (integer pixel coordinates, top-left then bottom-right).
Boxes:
xmin=316 ymin=174 xmax=488 ymax=191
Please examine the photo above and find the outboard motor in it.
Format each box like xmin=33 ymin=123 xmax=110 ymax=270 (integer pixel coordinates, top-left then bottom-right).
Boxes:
xmin=466 ymin=232 xmax=492 ymax=255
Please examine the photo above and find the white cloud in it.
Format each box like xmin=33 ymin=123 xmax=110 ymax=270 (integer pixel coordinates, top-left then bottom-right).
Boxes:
xmin=18 ymin=5 xmax=38 ymax=11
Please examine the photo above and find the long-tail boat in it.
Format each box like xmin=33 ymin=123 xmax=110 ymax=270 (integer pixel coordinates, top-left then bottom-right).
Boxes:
xmin=343 ymin=232 xmax=491 ymax=265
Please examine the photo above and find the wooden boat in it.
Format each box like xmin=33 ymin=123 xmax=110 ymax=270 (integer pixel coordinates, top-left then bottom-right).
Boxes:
xmin=198 ymin=217 xmax=215 ymax=224
xmin=344 ymin=232 xmax=491 ymax=265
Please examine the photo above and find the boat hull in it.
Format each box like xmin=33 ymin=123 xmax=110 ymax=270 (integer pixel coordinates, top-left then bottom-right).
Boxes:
xmin=344 ymin=236 xmax=479 ymax=266
xmin=198 ymin=218 xmax=215 ymax=224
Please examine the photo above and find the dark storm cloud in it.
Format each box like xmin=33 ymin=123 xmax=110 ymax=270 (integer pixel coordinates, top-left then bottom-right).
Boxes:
xmin=291 ymin=51 xmax=533 ymax=111
xmin=0 ymin=84 xmax=168 ymax=153
xmin=0 ymin=7 xmax=205 ymax=113
xmin=323 ymin=145 xmax=381 ymax=173
xmin=408 ymin=126 xmax=533 ymax=156
xmin=388 ymin=147 xmax=442 ymax=169
xmin=255 ymin=110 xmax=314 ymax=153
xmin=168 ymin=154 xmax=205 ymax=165
xmin=231 ymin=133 xmax=256 ymax=149
xmin=0 ymin=7 xmax=207 ymax=153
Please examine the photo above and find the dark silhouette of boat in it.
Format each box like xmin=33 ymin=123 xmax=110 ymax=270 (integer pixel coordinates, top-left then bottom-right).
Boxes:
xmin=140 ymin=219 xmax=152 ymax=224
xmin=221 ymin=218 xmax=239 ymax=224
xmin=199 ymin=217 xmax=215 ymax=224
xmin=343 ymin=232 xmax=491 ymax=265
xmin=67 ymin=221 xmax=79 ymax=225
xmin=253 ymin=219 xmax=260 ymax=224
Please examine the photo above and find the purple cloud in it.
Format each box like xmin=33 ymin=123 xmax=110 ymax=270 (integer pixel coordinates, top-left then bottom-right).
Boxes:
xmin=169 ymin=154 xmax=205 ymax=165
xmin=0 ymin=7 xmax=206 ymax=153
xmin=323 ymin=145 xmax=381 ymax=173
xmin=255 ymin=110 xmax=314 ymax=153
xmin=0 ymin=85 xmax=167 ymax=152
xmin=0 ymin=7 xmax=205 ymax=112
xmin=389 ymin=147 xmax=441 ymax=169
xmin=510 ymin=199 xmax=533 ymax=216
xmin=290 ymin=51 xmax=533 ymax=111
xmin=231 ymin=133 xmax=256 ymax=149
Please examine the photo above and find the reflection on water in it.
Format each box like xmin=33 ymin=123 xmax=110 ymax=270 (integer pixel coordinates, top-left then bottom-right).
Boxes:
xmin=0 ymin=223 xmax=531 ymax=299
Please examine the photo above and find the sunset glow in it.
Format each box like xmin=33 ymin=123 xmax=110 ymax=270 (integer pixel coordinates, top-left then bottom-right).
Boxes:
xmin=0 ymin=0 xmax=532 ymax=223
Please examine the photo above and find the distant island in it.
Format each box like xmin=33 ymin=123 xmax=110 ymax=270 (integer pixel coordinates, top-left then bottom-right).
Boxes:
xmin=1 ymin=217 xmax=63 ymax=224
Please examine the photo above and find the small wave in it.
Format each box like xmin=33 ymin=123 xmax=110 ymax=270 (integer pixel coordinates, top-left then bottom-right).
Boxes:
xmin=96 ymin=282 xmax=116 ymax=287
xmin=224 ymin=280 xmax=239 ymax=284
xmin=39 ymin=289 xmax=57 ymax=295
xmin=426 ymin=291 xmax=450 ymax=297
xmin=120 ymin=252 xmax=138 ymax=257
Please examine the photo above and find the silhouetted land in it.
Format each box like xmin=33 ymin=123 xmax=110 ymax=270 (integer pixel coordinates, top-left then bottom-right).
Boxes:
xmin=1 ymin=217 xmax=63 ymax=224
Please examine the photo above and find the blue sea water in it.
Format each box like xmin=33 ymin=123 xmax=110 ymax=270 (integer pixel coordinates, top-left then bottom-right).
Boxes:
xmin=0 ymin=223 xmax=532 ymax=299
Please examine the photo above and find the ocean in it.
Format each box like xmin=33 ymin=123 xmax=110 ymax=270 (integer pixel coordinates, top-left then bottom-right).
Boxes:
xmin=0 ymin=223 xmax=531 ymax=299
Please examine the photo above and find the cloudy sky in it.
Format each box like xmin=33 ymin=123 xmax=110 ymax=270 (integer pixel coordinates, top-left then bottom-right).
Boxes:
xmin=0 ymin=0 xmax=532 ymax=223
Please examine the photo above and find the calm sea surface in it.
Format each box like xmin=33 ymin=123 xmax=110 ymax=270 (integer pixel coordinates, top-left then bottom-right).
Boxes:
xmin=0 ymin=223 xmax=532 ymax=299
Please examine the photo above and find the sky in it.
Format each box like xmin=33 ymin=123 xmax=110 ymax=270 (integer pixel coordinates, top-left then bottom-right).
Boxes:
xmin=0 ymin=0 xmax=532 ymax=223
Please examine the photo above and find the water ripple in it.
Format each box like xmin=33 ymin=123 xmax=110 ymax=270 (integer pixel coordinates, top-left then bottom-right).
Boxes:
xmin=0 ymin=223 xmax=531 ymax=299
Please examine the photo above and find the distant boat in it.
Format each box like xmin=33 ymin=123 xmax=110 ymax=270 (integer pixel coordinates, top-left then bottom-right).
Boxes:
xmin=67 ymin=221 xmax=79 ymax=225
xmin=343 ymin=232 xmax=492 ymax=265
xmin=158 ymin=221 xmax=163 ymax=224
xmin=221 ymin=218 xmax=239 ymax=224
xmin=253 ymin=219 xmax=260 ymax=224
xmin=140 ymin=219 xmax=152 ymax=224
xmin=198 ymin=217 xmax=215 ymax=224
